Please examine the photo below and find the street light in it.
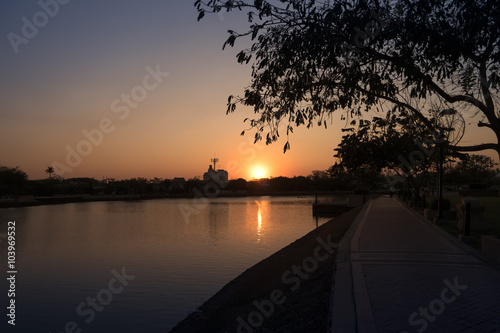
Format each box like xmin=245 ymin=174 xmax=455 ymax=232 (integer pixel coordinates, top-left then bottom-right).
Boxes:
xmin=436 ymin=129 xmax=445 ymax=221
xmin=433 ymin=108 xmax=465 ymax=223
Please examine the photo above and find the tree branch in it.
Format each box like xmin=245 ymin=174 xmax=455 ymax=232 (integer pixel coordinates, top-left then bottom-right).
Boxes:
xmin=356 ymin=85 xmax=437 ymax=133
xmin=367 ymin=49 xmax=493 ymax=115
xmin=479 ymin=60 xmax=498 ymax=128
xmin=478 ymin=121 xmax=494 ymax=130
xmin=449 ymin=143 xmax=499 ymax=152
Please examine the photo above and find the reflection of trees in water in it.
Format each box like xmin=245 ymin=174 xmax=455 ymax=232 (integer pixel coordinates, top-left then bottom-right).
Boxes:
xmin=208 ymin=202 xmax=229 ymax=244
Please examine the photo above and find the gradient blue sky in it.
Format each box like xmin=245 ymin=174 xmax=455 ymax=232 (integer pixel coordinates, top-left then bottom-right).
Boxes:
xmin=1 ymin=1 xmax=497 ymax=180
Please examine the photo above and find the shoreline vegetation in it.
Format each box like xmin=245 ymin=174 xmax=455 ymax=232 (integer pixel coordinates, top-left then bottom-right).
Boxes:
xmin=0 ymin=190 xmax=365 ymax=209
xmin=169 ymin=204 xmax=364 ymax=333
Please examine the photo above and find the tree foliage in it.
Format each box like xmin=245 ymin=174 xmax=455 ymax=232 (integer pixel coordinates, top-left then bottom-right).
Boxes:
xmin=333 ymin=108 xmax=445 ymax=191
xmin=195 ymin=0 xmax=500 ymax=156
xmin=454 ymin=154 xmax=498 ymax=183
xmin=0 ymin=166 xmax=28 ymax=195
xmin=45 ymin=166 xmax=54 ymax=178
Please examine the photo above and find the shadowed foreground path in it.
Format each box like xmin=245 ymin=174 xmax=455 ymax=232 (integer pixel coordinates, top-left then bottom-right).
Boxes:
xmin=331 ymin=196 xmax=500 ymax=333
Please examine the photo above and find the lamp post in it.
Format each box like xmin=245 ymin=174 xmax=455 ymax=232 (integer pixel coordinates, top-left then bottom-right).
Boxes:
xmin=436 ymin=138 xmax=444 ymax=221
xmin=434 ymin=126 xmax=449 ymax=223
xmin=434 ymin=108 xmax=465 ymax=223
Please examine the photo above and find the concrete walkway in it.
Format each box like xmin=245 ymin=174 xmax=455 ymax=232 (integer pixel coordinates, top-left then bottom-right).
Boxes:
xmin=330 ymin=196 xmax=500 ymax=333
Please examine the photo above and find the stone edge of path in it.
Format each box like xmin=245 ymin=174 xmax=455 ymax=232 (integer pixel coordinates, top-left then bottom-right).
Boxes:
xmin=328 ymin=199 xmax=373 ymax=333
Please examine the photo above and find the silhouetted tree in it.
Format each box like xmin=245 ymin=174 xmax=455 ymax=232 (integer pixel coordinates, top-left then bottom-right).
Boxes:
xmin=333 ymin=110 xmax=461 ymax=194
xmin=247 ymin=178 xmax=267 ymax=192
xmin=45 ymin=166 xmax=54 ymax=178
xmin=226 ymin=178 xmax=248 ymax=192
xmin=195 ymin=0 xmax=500 ymax=157
xmin=127 ymin=177 xmax=149 ymax=194
xmin=66 ymin=178 xmax=99 ymax=195
xmin=308 ymin=170 xmax=332 ymax=191
xmin=454 ymin=154 xmax=498 ymax=184
xmin=0 ymin=166 xmax=28 ymax=196
xmin=186 ymin=177 xmax=203 ymax=193
xmin=268 ymin=176 xmax=291 ymax=191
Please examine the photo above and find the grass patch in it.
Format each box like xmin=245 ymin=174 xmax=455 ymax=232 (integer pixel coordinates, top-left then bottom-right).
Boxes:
xmin=422 ymin=196 xmax=500 ymax=250
xmin=448 ymin=197 xmax=500 ymax=228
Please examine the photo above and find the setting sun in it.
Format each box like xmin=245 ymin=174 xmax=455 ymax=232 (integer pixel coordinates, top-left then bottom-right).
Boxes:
xmin=250 ymin=165 xmax=268 ymax=179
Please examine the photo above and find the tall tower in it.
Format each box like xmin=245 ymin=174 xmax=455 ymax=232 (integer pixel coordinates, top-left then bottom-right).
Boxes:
xmin=211 ymin=156 xmax=219 ymax=170
xmin=204 ymin=155 xmax=228 ymax=184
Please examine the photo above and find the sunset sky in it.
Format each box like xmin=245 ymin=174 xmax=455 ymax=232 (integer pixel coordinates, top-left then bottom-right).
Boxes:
xmin=1 ymin=1 xmax=498 ymax=181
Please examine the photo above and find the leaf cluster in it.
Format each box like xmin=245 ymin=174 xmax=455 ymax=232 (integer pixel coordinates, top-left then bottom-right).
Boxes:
xmin=195 ymin=0 xmax=500 ymax=154
xmin=334 ymin=107 xmax=438 ymax=174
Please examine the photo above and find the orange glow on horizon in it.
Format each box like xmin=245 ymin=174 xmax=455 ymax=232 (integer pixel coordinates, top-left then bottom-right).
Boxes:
xmin=249 ymin=164 xmax=268 ymax=180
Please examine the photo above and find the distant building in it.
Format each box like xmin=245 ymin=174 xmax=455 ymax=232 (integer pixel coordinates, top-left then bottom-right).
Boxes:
xmin=171 ymin=177 xmax=186 ymax=190
xmin=203 ymin=157 xmax=228 ymax=187
xmin=203 ymin=165 xmax=228 ymax=186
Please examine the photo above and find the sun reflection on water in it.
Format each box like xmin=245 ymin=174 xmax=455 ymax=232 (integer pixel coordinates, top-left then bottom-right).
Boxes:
xmin=255 ymin=200 xmax=263 ymax=243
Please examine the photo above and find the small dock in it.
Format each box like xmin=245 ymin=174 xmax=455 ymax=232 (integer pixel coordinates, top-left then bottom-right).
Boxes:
xmin=312 ymin=194 xmax=367 ymax=216
xmin=313 ymin=200 xmax=350 ymax=216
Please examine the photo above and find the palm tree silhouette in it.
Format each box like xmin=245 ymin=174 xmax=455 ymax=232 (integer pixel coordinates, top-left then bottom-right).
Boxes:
xmin=45 ymin=166 xmax=54 ymax=179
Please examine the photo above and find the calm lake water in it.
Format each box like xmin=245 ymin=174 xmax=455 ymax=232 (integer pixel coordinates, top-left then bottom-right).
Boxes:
xmin=0 ymin=196 xmax=331 ymax=332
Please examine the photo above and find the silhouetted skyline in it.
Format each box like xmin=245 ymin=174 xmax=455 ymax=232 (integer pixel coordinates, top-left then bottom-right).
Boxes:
xmin=1 ymin=1 xmax=497 ymax=181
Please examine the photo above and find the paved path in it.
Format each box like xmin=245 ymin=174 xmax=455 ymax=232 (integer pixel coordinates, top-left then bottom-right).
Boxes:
xmin=330 ymin=196 xmax=500 ymax=333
